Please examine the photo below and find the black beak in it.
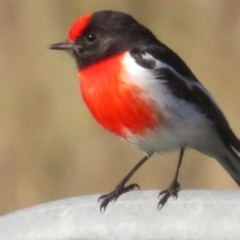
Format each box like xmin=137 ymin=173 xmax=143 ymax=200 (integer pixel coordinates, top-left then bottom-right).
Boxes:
xmin=49 ymin=40 xmax=74 ymax=50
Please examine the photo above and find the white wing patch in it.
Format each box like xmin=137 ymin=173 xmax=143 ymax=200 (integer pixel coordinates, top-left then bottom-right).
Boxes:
xmin=121 ymin=52 xmax=222 ymax=154
xmin=123 ymin=51 xmax=220 ymax=113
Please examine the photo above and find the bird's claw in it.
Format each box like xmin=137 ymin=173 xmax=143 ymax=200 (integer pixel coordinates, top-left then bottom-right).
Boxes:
xmin=157 ymin=181 xmax=180 ymax=210
xmin=98 ymin=183 xmax=140 ymax=212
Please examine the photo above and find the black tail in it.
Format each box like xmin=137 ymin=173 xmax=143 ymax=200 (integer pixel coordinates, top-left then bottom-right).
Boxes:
xmin=219 ymin=127 xmax=240 ymax=186
xmin=219 ymin=147 xmax=240 ymax=186
xmin=227 ymin=129 xmax=240 ymax=153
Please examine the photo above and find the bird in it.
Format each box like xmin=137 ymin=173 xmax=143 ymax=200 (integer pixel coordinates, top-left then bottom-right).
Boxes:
xmin=49 ymin=10 xmax=240 ymax=212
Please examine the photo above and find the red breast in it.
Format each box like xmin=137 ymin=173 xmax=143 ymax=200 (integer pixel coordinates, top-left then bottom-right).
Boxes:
xmin=79 ymin=53 xmax=162 ymax=138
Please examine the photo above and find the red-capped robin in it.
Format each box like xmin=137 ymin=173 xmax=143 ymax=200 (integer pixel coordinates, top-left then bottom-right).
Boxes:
xmin=50 ymin=10 xmax=240 ymax=212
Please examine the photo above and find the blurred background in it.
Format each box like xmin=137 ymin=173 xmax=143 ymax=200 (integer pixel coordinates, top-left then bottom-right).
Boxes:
xmin=0 ymin=0 xmax=240 ymax=215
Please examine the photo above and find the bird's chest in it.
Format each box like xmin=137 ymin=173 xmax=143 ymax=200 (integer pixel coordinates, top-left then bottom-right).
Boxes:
xmin=79 ymin=54 xmax=160 ymax=138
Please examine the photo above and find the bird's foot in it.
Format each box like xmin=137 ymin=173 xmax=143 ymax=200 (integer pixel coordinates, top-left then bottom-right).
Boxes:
xmin=98 ymin=183 xmax=140 ymax=212
xmin=157 ymin=181 xmax=180 ymax=210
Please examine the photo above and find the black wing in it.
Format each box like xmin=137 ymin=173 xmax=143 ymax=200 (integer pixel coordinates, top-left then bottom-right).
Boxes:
xmin=130 ymin=46 xmax=240 ymax=151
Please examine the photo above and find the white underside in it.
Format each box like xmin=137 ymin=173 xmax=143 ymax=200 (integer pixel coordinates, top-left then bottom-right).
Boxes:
xmin=121 ymin=52 xmax=226 ymax=159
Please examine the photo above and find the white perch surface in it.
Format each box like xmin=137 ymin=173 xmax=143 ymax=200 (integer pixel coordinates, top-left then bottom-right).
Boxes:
xmin=0 ymin=190 xmax=240 ymax=240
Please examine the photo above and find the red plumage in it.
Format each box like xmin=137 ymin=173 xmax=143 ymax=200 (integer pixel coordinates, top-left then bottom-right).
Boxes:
xmin=79 ymin=53 xmax=161 ymax=137
xmin=68 ymin=13 xmax=92 ymax=41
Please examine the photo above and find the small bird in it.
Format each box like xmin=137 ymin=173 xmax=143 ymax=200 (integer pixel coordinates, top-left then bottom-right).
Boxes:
xmin=50 ymin=10 xmax=240 ymax=212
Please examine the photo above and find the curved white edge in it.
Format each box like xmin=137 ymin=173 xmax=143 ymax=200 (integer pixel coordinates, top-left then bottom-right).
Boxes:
xmin=0 ymin=190 xmax=239 ymax=240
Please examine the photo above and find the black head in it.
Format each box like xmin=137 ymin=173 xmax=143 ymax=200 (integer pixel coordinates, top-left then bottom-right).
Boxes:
xmin=49 ymin=10 xmax=159 ymax=70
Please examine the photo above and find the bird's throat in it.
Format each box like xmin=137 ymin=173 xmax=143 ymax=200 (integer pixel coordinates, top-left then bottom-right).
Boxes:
xmin=79 ymin=53 xmax=160 ymax=137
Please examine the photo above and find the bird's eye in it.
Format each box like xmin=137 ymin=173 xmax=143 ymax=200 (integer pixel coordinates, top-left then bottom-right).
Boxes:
xmin=85 ymin=32 xmax=98 ymax=43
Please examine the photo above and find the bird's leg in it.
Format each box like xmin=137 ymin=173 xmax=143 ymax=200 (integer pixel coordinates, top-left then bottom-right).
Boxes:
xmin=98 ymin=152 xmax=153 ymax=212
xmin=158 ymin=147 xmax=185 ymax=210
